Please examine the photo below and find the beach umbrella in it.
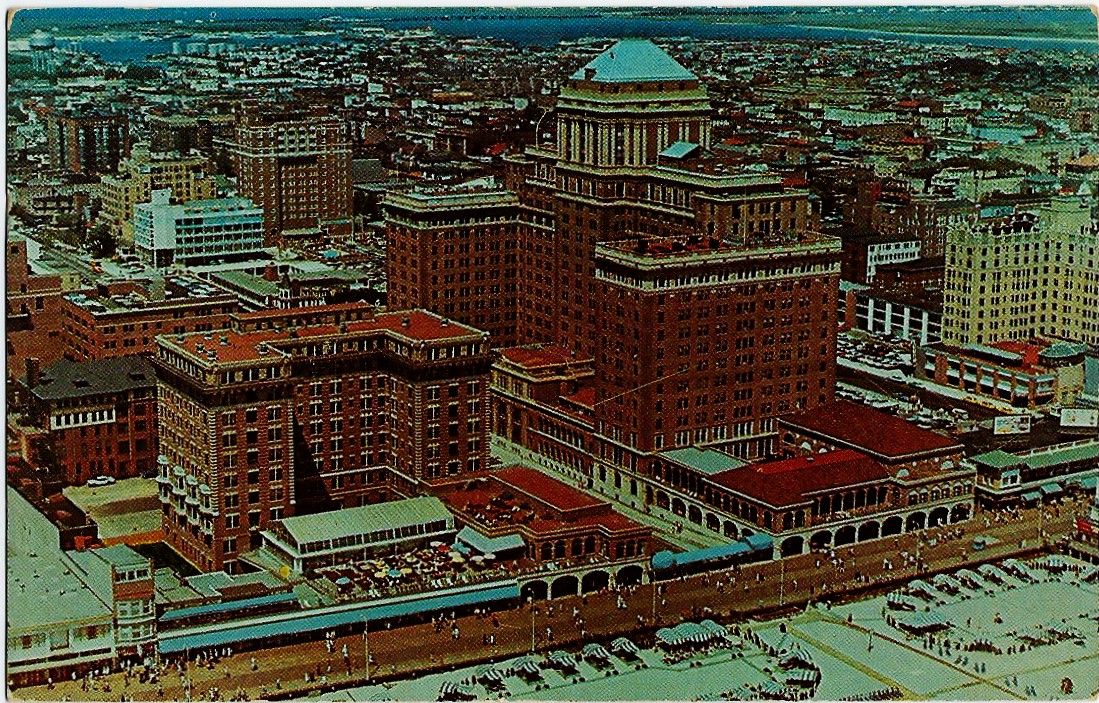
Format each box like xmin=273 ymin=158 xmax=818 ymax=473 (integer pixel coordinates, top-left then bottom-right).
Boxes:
xmin=483 ymin=552 xmax=496 ymax=561
xmin=387 ymin=568 xmax=402 ymax=578
xmin=582 ymin=643 xmax=611 ymax=661
xmin=611 ymin=637 xmax=640 ymax=657
xmin=547 ymin=650 xmax=578 ymax=670
xmin=700 ymin=619 xmax=728 ymax=638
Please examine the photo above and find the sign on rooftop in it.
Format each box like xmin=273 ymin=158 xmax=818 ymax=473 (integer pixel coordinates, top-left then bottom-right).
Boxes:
xmin=994 ymin=414 xmax=1032 ymax=436
xmin=1060 ymin=408 xmax=1099 ymax=430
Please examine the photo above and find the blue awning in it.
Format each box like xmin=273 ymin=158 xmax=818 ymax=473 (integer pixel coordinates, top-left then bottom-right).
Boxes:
xmin=745 ymin=533 xmax=774 ymax=552
xmin=1040 ymin=482 xmax=1063 ymax=495
xmin=160 ymin=592 xmax=299 ymax=622
xmin=651 ymin=551 xmax=677 ymax=570
xmin=159 ymin=582 xmax=520 ymax=654
xmin=1020 ymin=491 xmax=1042 ymax=502
xmin=456 ymin=526 xmax=525 ymax=554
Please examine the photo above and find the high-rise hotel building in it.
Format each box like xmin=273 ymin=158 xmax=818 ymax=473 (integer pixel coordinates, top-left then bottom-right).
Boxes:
xmin=154 ymin=304 xmax=493 ymax=573
xmin=226 ymin=105 xmax=353 ymax=245
xmin=943 ymin=195 xmax=1097 ymax=347
xmin=387 ymin=40 xmax=838 ymax=461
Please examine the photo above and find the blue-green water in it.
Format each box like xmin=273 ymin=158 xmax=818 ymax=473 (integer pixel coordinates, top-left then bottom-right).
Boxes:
xmin=9 ymin=7 xmax=1098 ymax=63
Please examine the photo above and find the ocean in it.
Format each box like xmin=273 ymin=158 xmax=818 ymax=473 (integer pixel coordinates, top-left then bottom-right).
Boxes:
xmin=9 ymin=6 xmax=1098 ymax=63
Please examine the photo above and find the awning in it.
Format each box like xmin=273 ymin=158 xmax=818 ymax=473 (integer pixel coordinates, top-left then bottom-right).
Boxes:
xmin=744 ymin=533 xmax=774 ymax=552
xmin=455 ymin=526 xmax=525 ymax=555
xmin=160 ymin=591 xmax=299 ymax=622
xmin=1040 ymin=482 xmax=1063 ymax=496
xmin=611 ymin=637 xmax=640 ymax=656
xmin=1075 ymin=475 xmax=1097 ymax=490
xmin=1020 ymin=491 xmax=1042 ymax=503
xmin=160 ymin=582 xmax=520 ymax=653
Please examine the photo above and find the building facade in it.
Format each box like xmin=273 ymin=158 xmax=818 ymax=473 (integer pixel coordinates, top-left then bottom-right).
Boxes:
xmin=6 ymin=234 xmax=68 ymax=389
xmin=133 ymin=189 xmax=265 ymax=267
xmin=227 ymin=106 xmax=353 ymax=244
xmin=61 ymin=278 xmax=238 ymax=361
xmin=943 ymin=196 xmax=1098 ymax=347
xmin=384 ymin=181 xmax=521 ymax=347
xmin=19 ymin=356 xmax=159 ymax=485
xmin=154 ymin=306 xmax=493 ymax=573
xmin=99 ymin=147 xmax=218 ymax=246
xmin=46 ymin=106 xmax=131 ymax=175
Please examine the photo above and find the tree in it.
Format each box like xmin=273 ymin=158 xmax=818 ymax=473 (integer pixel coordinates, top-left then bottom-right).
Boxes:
xmin=86 ymin=222 xmax=117 ymax=258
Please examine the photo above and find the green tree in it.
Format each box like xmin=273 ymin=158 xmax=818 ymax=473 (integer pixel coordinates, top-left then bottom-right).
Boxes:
xmin=86 ymin=222 xmax=117 ymax=258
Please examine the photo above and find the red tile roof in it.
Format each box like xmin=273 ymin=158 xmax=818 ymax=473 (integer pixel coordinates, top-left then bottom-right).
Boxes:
xmin=494 ymin=465 xmax=605 ymax=513
xmin=561 ymin=385 xmax=595 ymax=410
xmin=500 ymin=345 xmax=576 ymax=369
xmin=710 ymin=449 xmax=891 ymax=508
xmin=781 ymin=399 xmax=961 ymax=460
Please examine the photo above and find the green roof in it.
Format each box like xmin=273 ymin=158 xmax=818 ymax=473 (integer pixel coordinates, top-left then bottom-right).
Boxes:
xmin=660 ymin=447 xmax=746 ymax=475
xmin=1023 ymin=442 xmax=1099 ymax=471
xmin=570 ymin=39 xmax=696 ymax=83
xmin=971 ymin=449 xmax=1022 ymax=469
xmin=276 ymin=496 xmax=452 ymax=548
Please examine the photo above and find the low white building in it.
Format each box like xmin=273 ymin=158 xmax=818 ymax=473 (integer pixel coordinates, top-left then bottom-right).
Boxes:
xmin=866 ymin=238 xmax=922 ymax=281
xmin=134 ymin=189 xmax=265 ymax=267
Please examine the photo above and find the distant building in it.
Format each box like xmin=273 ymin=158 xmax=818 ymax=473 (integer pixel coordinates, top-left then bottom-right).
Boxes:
xmin=923 ymin=339 xmax=1088 ymax=409
xmin=153 ymin=306 xmax=493 ymax=573
xmin=46 ymin=106 xmax=131 ymax=175
xmin=147 ymin=113 xmax=236 ymax=155
xmin=133 ymin=189 xmax=265 ymax=267
xmin=99 ymin=146 xmax=219 ymax=246
xmin=227 ymin=105 xmax=353 ymax=244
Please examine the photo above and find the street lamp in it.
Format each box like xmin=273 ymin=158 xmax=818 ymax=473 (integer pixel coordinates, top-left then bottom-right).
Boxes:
xmin=528 ymin=596 xmax=535 ymax=653
xmin=363 ymin=617 xmax=370 ymax=682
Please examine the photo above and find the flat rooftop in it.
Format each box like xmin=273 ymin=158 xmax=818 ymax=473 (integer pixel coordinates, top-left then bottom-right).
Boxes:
xmin=782 ymin=399 xmax=963 ymax=461
xmin=161 ymin=309 xmax=485 ymax=365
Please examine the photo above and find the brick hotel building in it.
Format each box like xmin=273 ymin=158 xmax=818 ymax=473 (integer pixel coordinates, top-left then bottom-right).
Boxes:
xmin=227 ymin=104 xmax=353 ymax=245
xmin=153 ymin=304 xmax=493 ymax=572
xmin=389 ymin=40 xmax=838 ymax=462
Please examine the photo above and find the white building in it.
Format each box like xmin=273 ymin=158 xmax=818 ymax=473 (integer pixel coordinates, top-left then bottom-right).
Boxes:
xmin=866 ymin=238 xmax=922 ymax=281
xmin=134 ymin=189 xmax=265 ymax=267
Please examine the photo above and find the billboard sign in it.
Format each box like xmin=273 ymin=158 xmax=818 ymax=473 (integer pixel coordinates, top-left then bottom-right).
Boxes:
xmin=994 ymin=414 xmax=1032 ymax=435
xmin=1060 ymin=408 xmax=1099 ymax=429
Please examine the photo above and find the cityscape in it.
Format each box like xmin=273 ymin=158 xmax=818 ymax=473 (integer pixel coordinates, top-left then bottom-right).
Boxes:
xmin=4 ymin=6 xmax=1099 ymax=701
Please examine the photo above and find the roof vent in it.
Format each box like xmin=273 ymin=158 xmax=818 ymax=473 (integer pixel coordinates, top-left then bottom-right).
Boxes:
xmin=204 ymin=334 xmax=213 ymax=341
xmin=805 ymin=455 xmax=814 ymax=462
xmin=257 ymin=343 xmax=269 ymax=356
xmin=196 ymin=342 xmax=204 ymax=352
xmin=440 ymin=318 xmax=449 ymax=327
xmin=401 ymin=316 xmax=411 ymax=327
xmin=220 ymin=335 xmax=229 ymax=346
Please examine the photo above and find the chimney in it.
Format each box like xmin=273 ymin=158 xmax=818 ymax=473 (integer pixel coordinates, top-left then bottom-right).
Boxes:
xmin=25 ymin=357 xmax=41 ymax=388
xmin=264 ymin=263 xmax=278 ymax=282
xmin=440 ymin=319 xmax=449 ymax=327
xmin=401 ymin=315 xmax=410 ymax=327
